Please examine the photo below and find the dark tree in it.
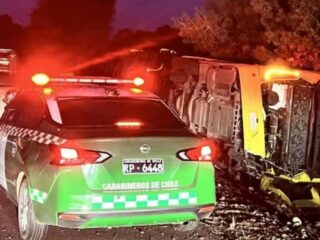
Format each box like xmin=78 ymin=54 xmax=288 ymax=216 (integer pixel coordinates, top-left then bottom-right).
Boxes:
xmin=28 ymin=0 xmax=116 ymax=59
xmin=174 ymin=0 xmax=265 ymax=63
xmin=174 ymin=0 xmax=320 ymax=70
xmin=0 ymin=15 xmax=24 ymax=51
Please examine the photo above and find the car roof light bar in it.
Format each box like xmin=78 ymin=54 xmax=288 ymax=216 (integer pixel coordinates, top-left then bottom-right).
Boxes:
xmin=51 ymin=77 xmax=137 ymax=85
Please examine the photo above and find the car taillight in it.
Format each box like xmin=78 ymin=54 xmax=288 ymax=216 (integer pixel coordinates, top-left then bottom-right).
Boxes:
xmin=177 ymin=143 xmax=219 ymax=162
xmin=51 ymin=147 xmax=112 ymax=166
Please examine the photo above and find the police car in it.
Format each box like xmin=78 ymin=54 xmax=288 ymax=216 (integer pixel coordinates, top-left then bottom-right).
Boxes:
xmin=0 ymin=74 xmax=217 ymax=240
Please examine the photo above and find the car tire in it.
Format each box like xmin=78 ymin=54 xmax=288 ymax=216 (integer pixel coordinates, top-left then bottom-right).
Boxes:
xmin=18 ymin=180 xmax=48 ymax=240
xmin=174 ymin=220 xmax=199 ymax=232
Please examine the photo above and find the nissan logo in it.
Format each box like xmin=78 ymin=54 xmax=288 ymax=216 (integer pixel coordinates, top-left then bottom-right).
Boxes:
xmin=140 ymin=144 xmax=151 ymax=154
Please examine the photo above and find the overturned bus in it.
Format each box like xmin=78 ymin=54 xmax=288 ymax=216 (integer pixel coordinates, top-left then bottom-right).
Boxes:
xmin=168 ymin=56 xmax=320 ymax=208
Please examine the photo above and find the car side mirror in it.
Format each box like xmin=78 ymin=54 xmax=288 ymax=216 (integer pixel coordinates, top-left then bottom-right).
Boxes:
xmin=3 ymin=89 xmax=17 ymax=104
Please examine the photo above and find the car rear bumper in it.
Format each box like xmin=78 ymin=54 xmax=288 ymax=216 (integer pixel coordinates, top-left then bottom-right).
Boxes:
xmin=57 ymin=204 xmax=215 ymax=228
xmin=30 ymin=163 xmax=216 ymax=227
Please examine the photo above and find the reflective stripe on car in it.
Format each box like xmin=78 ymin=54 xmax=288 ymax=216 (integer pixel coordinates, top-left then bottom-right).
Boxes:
xmin=0 ymin=124 xmax=67 ymax=145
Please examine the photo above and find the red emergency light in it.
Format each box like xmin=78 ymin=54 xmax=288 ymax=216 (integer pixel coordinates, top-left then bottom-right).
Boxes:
xmin=133 ymin=77 xmax=145 ymax=86
xmin=32 ymin=73 xmax=51 ymax=86
xmin=51 ymin=77 xmax=146 ymax=86
xmin=31 ymin=74 xmax=145 ymax=87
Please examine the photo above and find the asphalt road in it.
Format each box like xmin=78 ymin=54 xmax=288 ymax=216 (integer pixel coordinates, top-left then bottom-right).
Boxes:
xmin=1 ymin=170 xmax=320 ymax=240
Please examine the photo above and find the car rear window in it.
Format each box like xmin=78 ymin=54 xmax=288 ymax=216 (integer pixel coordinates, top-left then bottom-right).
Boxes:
xmin=57 ymin=98 xmax=186 ymax=129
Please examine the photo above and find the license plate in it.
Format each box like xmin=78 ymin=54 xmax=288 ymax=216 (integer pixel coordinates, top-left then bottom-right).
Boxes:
xmin=122 ymin=159 xmax=164 ymax=174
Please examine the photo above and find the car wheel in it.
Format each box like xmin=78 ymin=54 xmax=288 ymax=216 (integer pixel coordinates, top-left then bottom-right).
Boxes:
xmin=18 ymin=180 xmax=48 ymax=240
xmin=174 ymin=220 xmax=199 ymax=232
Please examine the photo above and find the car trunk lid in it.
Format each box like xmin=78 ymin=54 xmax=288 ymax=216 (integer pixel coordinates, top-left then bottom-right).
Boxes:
xmin=73 ymin=136 xmax=201 ymax=192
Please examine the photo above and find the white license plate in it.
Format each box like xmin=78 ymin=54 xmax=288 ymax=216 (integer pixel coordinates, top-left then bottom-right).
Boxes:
xmin=122 ymin=159 xmax=164 ymax=174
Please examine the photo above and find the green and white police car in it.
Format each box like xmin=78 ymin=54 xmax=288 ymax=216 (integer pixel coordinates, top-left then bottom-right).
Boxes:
xmin=0 ymin=74 xmax=217 ymax=240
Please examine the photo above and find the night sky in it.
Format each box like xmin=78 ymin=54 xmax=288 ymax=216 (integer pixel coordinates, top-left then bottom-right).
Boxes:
xmin=0 ymin=0 xmax=202 ymax=31
xmin=0 ymin=0 xmax=36 ymax=25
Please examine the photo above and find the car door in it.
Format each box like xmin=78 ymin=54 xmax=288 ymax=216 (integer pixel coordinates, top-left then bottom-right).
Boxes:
xmin=1 ymin=92 xmax=46 ymax=197
xmin=0 ymin=100 xmax=18 ymax=191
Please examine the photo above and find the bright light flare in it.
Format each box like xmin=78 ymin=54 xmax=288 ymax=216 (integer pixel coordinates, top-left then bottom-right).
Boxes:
xmin=43 ymin=88 xmax=53 ymax=95
xmin=60 ymin=148 xmax=78 ymax=160
xmin=133 ymin=77 xmax=144 ymax=86
xmin=32 ymin=73 xmax=50 ymax=86
xmin=115 ymin=121 xmax=143 ymax=127
xmin=177 ymin=141 xmax=221 ymax=162
xmin=201 ymin=145 xmax=212 ymax=156
xmin=264 ymin=67 xmax=301 ymax=81
xmin=51 ymin=147 xmax=111 ymax=166
xmin=131 ymin=88 xmax=143 ymax=94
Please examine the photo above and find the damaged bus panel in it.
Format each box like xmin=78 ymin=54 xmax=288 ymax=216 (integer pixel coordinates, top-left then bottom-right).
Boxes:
xmin=168 ymin=57 xmax=320 ymax=208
